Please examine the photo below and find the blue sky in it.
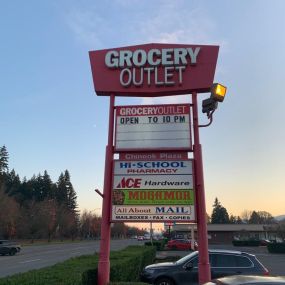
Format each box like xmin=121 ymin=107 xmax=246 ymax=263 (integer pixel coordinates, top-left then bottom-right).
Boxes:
xmin=1 ymin=0 xmax=285 ymax=221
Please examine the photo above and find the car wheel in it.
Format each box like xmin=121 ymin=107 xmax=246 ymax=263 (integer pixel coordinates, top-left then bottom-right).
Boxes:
xmin=172 ymin=245 xmax=177 ymax=250
xmin=9 ymin=249 xmax=16 ymax=256
xmin=155 ymin=277 xmax=175 ymax=285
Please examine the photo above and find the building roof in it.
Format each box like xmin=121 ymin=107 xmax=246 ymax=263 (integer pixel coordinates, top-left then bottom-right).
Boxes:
xmin=171 ymin=223 xmax=275 ymax=232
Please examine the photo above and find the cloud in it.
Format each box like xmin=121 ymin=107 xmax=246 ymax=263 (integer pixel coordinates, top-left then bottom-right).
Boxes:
xmin=64 ymin=1 xmax=228 ymax=50
xmin=135 ymin=2 xmax=222 ymax=45
xmin=141 ymin=95 xmax=190 ymax=106
xmin=65 ymin=8 xmax=109 ymax=48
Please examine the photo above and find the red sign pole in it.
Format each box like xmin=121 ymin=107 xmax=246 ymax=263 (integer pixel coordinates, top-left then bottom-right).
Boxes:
xmin=192 ymin=91 xmax=211 ymax=284
xmin=98 ymin=94 xmax=115 ymax=285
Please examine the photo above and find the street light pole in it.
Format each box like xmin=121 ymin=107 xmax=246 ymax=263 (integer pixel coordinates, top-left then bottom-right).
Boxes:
xmin=192 ymin=91 xmax=211 ymax=284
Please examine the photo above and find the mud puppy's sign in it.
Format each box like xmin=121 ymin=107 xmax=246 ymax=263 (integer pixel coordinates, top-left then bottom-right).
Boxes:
xmin=111 ymin=159 xmax=195 ymax=222
xmin=115 ymin=103 xmax=191 ymax=150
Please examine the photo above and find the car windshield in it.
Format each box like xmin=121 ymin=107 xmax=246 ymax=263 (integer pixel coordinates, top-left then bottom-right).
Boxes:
xmin=175 ymin=251 xmax=197 ymax=265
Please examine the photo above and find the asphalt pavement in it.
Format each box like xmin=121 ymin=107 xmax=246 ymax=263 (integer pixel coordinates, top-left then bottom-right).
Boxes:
xmin=0 ymin=239 xmax=140 ymax=278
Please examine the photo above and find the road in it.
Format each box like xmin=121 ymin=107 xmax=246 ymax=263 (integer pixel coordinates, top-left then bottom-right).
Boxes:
xmin=0 ymin=239 xmax=140 ymax=278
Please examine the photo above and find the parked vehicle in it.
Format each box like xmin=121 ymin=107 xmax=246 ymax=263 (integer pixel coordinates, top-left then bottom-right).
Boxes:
xmin=138 ymin=236 xmax=145 ymax=241
xmin=140 ymin=249 xmax=269 ymax=285
xmin=259 ymin=239 xmax=272 ymax=246
xmin=205 ymin=275 xmax=285 ymax=285
xmin=167 ymin=239 xmax=198 ymax=250
xmin=0 ymin=240 xmax=21 ymax=256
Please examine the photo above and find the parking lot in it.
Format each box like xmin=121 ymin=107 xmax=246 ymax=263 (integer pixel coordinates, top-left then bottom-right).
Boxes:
xmin=157 ymin=244 xmax=285 ymax=276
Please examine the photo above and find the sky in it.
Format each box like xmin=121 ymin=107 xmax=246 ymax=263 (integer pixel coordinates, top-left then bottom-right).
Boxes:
xmin=1 ymin=0 xmax=285 ymax=227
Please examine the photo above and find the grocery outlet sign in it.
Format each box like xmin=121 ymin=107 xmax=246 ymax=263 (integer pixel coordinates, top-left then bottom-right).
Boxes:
xmin=89 ymin=43 xmax=219 ymax=96
xmin=90 ymin=42 xmax=220 ymax=285
xmin=111 ymin=159 xmax=195 ymax=222
xmin=115 ymin=103 xmax=191 ymax=150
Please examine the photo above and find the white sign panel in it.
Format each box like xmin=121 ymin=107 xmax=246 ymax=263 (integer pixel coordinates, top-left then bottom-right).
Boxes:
xmin=111 ymin=159 xmax=196 ymax=222
xmin=115 ymin=104 xmax=191 ymax=150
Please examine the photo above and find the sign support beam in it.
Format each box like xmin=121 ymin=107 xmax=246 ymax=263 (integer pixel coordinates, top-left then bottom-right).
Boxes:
xmin=98 ymin=94 xmax=115 ymax=285
xmin=192 ymin=91 xmax=211 ymax=284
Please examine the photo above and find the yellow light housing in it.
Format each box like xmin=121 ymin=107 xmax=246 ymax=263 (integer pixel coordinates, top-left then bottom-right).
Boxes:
xmin=211 ymin=83 xmax=227 ymax=102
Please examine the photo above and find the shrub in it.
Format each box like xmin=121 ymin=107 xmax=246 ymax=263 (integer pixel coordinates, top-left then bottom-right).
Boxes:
xmin=144 ymin=241 xmax=165 ymax=250
xmin=267 ymin=242 xmax=285 ymax=253
xmin=108 ymin=283 xmax=149 ymax=285
xmin=82 ymin=246 xmax=156 ymax=285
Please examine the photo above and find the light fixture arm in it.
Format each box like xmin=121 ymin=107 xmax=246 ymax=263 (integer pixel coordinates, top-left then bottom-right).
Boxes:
xmin=198 ymin=110 xmax=215 ymax=128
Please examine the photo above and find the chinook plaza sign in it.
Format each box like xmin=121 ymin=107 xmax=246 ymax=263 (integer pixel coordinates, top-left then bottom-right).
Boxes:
xmin=89 ymin=43 xmax=219 ymax=96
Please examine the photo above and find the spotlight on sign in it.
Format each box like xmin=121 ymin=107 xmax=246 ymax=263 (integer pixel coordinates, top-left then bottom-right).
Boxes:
xmin=211 ymin=83 xmax=227 ymax=102
xmin=202 ymin=83 xmax=227 ymax=114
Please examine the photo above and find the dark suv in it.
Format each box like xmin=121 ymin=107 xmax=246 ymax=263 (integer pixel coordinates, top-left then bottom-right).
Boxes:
xmin=140 ymin=250 xmax=269 ymax=285
xmin=0 ymin=240 xmax=21 ymax=256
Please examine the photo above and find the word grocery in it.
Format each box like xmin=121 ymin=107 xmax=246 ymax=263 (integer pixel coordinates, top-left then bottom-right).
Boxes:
xmin=105 ymin=47 xmax=200 ymax=88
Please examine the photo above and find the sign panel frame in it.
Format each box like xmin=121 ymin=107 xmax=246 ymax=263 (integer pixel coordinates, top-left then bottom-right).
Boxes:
xmin=111 ymin=158 xmax=196 ymax=223
xmin=114 ymin=103 xmax=192 ymax=152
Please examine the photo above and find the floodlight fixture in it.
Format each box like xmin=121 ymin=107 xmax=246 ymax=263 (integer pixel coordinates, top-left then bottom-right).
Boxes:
xmin=211 ymin=83 xmax=227 ymax=102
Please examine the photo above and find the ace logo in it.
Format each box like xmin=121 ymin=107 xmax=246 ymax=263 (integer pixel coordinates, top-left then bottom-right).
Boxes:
xmin=116 ymin=178 xmax=142 ymax=188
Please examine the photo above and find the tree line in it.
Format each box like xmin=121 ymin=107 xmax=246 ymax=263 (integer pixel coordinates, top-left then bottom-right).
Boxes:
xmin=209 ymin=198 xmax=285 ymax=239
xmin=0 ymin=145 xmax=147 ymax=241
xmin=210 ymin=197 xmax=276 ymax=224
xmin=0 ymin=145 xmax=79 ymax=240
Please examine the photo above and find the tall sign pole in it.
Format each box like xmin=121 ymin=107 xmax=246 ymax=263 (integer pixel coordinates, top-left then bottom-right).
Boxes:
xmin=192 ymin=91 xmax=211 ymax=283
xmin=89 ymin=44 xmax=223 ymax=285
xmin=98 ymin=94 xmax=115 ymax=285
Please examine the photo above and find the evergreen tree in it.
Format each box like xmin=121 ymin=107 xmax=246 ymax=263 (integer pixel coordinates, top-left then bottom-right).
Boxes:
xmin=42 ymin=170 xmax=55 ymax=199
xmin=229 ymin=214 xmax=237 ymax=224
xmin=35 ymin=173 xmax=45 ymax=201
xmin=56 ymin=170 xmax=78 ymax=211
xmin=56 ymin=172 xmax=67 ymax=204
xmin=0 ymin=145 xmax=9 ymax=174
xmin=211 ymin=198 xmax=230 ymax=224
xmin=64 ymin=170 xmax=78 ymax=212
xmin=236 ymin=216 xmax=243 ymax=224
xmin=249 ymin=211 xmax=260 ymax=224
xmin=5 ymin=169 xmax=21 ymax=197
xmin=26 ymin=175 xmax=38 ymax=200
